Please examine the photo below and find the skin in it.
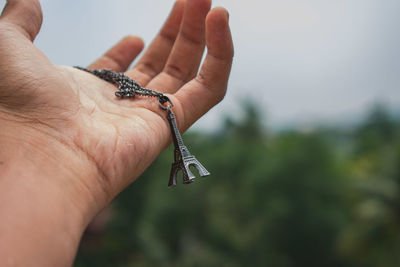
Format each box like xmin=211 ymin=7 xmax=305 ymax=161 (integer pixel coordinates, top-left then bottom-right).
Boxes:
xmin=0 ymin=0 xmax=233 ymax=266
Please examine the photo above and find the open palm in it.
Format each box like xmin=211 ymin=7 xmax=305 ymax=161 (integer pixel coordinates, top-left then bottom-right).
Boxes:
xmin=0 ymin=0 xmax=233 ymax=207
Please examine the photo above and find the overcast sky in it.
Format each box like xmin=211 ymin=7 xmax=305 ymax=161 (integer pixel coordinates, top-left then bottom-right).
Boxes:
xmin=1 ymin=0 xmax=399 ymax=131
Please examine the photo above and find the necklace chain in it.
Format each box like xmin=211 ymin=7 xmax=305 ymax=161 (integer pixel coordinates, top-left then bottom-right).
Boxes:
xmin=74 ymin=66 xmax=171 ymax=104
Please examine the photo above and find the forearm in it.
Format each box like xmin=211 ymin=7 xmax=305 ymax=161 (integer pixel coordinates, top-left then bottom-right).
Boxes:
xmin=0 ymin=119 xmax=98 ymax=266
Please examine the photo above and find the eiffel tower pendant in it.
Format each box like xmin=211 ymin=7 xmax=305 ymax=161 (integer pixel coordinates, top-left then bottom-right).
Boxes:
xmin=166 ymin=106 xmax=210 ymax=187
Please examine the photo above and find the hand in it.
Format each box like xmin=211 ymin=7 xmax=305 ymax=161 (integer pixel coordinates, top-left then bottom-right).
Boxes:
xmin=0 ymin=0 xmax=233 ymax=266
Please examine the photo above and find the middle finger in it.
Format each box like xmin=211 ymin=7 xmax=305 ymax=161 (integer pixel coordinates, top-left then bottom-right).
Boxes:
xmin=147 ymin=0 xmax=211 ymax=94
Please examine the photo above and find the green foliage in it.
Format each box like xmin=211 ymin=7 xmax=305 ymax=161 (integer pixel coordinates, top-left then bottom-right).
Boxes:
xmin=75 ymin=102 xmax=400 ymax=267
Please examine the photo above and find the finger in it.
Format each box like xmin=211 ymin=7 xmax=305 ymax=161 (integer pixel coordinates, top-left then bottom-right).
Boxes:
xmin=148 ymin=0 xmax=211 ymax=93
xmin=126 ymin=0 xmax=185 ymax=85
xmin=88 ymin=36 xmax=144 ymax=72
xmin=173 ymin=7 xmax=233 ymax=131
xmin=0 ymin=0 xmax=43 ymax=41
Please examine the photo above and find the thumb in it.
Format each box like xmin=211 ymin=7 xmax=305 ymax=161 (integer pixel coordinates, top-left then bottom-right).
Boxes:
xmin=0 ymin=0 xmax=43 ymax=41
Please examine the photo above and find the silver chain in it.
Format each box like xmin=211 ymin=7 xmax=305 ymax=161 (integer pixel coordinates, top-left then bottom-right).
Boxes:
xmin=74 ymin=66 xmax=171 ymax=105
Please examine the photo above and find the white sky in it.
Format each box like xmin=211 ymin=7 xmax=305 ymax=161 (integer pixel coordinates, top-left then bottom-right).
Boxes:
xmin=1 ymin=0 xmax=399 ymax=130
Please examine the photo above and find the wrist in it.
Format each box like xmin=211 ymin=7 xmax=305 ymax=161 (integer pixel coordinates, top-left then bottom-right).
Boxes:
xmin=0 ymin=116 xmax=103 ymax=265
xmin=0 ymin=114 xmax=104 ymax=218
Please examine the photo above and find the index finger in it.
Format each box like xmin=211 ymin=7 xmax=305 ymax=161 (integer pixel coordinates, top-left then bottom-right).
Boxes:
xmin=173 ymin=7 xmax=234 ymax=131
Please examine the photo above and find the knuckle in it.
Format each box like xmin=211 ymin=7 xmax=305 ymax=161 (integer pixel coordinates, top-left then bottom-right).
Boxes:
xmin=137 ymin=61 xmax=159 ymax=78
xmin=216 ymin=89 xmax=227 ymax=103
xmin=180 ymin=29 xmax=204 ymax=46
xmin=159 ymin=30 xmax=177 ymax=45
xmin=165 ymin=63 xmax=190 ymax=82
xmin=196 ymin=73 xmax=227 ymax=104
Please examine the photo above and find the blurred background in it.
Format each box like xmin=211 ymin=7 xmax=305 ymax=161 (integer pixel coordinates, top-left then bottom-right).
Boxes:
xmin=1 ymin=0 xmax=400 ymax=266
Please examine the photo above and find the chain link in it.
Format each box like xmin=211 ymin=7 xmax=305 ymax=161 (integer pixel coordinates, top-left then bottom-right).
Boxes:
xmin=74 ymin=66 xmax=166 ymax=100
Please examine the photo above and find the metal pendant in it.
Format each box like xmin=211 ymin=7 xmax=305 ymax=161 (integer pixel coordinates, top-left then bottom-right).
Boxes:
xmin=166 ymin=106 xmax=210 ymax=186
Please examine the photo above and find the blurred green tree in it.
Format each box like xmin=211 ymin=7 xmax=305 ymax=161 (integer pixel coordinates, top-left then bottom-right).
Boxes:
xmin=339 ymin=105 xmax=400 ymax=267
xmin=75 ymin=101 xmax=400 ymax=267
